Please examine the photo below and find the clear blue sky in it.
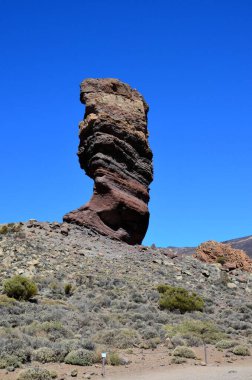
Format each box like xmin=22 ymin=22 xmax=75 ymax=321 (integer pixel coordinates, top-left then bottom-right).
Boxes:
xmin=0 ymin=0 xmax=251 ymax=247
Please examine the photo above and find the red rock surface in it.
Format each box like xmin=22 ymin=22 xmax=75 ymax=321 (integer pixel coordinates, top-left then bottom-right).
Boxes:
xmin=63 ymin=78 xmax=153 ymax=244
xmin=194 ymin=240 xmax=252 ymax=272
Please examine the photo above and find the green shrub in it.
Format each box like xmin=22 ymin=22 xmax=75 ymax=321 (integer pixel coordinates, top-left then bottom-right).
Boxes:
xmin=32 ymin=347 xmax=58 ymax=363
xmin=0 ymin=294 xmax=16 ymax=305
xmin=171 ymin=356 xmax=187 ymax=364
xmin=165 ymin=319 xmax=225 ymax=345
xmin=157 ymin=285 xmax=204 ymax=313
xmin=232 ymin=345 xmax=250 ymax=356
xmin=173 ymin=346 xmax=196 ymax=359
xmin=0 ymin=223 xmax=22 ymax=234
xmin=17 ymin=367 xmax=54 ymax=380
xmin=109 ymin=352 xmax=121 ymax=366
xmin=216 ymin=256 xmax=227 ymax=265
xmin=64 ymin=283 xmax=73 ymax=296
xmin=94 ymin=328 xmax=140 ymax=349
xmin=0 ymin=354 xmax=21 ymax=369
xmin=64 ymin=349 xmax=94 ymax=366
xmin=215 ymin=340 xmax=237 ymax=349
xmin=3 ymin=275 xmax=37 ymax=301
xmin=0 ymin=225 xmax=8 ymax=234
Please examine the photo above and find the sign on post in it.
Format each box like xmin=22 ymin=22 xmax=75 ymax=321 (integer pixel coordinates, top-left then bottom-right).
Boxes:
xmin=102 ymin=352 xmax=107 ymax=376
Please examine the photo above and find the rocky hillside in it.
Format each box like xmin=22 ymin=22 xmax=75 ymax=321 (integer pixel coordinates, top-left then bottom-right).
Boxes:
xmin=0 ymin=221 xmax=251 ymax=376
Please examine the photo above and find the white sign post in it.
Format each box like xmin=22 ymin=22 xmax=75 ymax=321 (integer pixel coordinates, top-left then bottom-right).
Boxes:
xmin=101 ymin=352 xmax=107 ymax=376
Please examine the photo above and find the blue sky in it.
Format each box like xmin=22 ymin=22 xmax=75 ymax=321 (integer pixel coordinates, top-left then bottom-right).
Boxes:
xmin=0 ymin=0 xmax=251 ymax=247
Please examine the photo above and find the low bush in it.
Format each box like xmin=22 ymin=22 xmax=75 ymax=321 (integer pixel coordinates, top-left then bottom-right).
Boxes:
xmin=64 ymin=283 xmax=73 ymax=296
xmin=216 ymin=256 xmax=227 ymax=265
xmin=0 ymin=354 xmax=21 ymax=369
xmin=0 ymin=225 xmax=8 ymax=234
xmin=157 ymin=285 xmax=204 ymax=313
xmin=64 ymin=349 xmax=94 ymax=366
xmin=165 ymin=319 xmax=225 ymax=345
xmin=17 ymin=367 xmax=54 ymax=380
xmin=94 ymin=328 xmax=140 ymax=349
xmin=3 ymin=275 xmax=37 ymax=301
xmin=0 ymin=295 xmax=16 ymax=305
xmin=173 ymin=346 xmax=196 ymax=359
xmin=215 ymin=340 xmax=237 ymax=349
xmin=171 ymin=356 xmax=187 ymax=364
xmin=32 ymin=347 xmax=58 ymax=363
xmin=231 ymin=345 xmax=250 ymax=356
xmin=109 ymin=352 xmax=121 ymax=366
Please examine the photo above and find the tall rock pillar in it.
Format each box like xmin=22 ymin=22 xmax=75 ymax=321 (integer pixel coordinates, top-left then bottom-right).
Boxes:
xmin=63 ymin=78 xmax=153 ymax=244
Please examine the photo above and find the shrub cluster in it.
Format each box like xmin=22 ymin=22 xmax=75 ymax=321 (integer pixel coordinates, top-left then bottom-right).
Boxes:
xmin=17 ymin=367 xmax=55 ymax=380
xmin=165 ymin=319 xmax=225 ymax=346
xmin=173 ymin=346 xmax=196 ymax=359
xmin=157 ymin=285 xmax=204 ymax=313
xmin=3 ymin=275 xmax=37 ymax=301
xmin=64 ymin=349 xmax=95 ymax=366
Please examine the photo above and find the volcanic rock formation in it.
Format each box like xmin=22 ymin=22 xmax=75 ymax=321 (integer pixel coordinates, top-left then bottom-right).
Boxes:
xmin=195 ymin=240 xmax=252 ymax=272
xmin=63 ymin=78 xmax=153 ymax=244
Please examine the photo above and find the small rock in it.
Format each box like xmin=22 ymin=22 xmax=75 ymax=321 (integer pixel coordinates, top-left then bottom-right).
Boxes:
xmin=153 ymin=259 xmax=162 ymax=265
xmin=163 ymin=260 xmax=174 ymax=266
xmin=202 ymin=270 xmax=210 ymax=277
xmin=200 ymin=361 xmax=207 ymax=366
xmin=71 ymin=369 xmax=78 ymax=377
xmin=182 ymin=270 xmax=192 ymax=276
xmin=61 ymin=227 xmax=69 ymax=236
xmin=227 ymin=282 xmax=237 ymax=289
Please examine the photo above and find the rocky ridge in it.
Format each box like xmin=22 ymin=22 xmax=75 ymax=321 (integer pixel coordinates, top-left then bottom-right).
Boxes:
xmin=64 ymin=78 xmax=153 ymax=245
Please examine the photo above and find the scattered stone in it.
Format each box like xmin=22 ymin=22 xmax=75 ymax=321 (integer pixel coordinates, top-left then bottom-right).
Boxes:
xmin=227 ymin=282 xmax=237 ymax=289
xmin=202 ymin=270 xmax=210 ymax=277
xmin=71 ymin=369 xmax=78 ymax=377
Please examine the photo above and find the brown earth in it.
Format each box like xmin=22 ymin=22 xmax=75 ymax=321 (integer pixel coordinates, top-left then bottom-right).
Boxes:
xmin=1 ymin=346 xmax=251 ymax=380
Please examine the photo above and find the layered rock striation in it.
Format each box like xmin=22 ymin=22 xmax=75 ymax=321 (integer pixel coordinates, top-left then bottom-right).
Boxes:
xmin=63 ymin=78 xmax=153 ymax=244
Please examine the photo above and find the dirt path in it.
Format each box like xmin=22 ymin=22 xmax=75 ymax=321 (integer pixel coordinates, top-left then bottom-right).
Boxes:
xmin=105 ymin=363 xmax=252 ymax=380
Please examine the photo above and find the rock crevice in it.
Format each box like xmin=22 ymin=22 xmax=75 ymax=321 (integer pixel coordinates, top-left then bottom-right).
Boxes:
xmin=63 ymin=78 xmax=153 ymax=244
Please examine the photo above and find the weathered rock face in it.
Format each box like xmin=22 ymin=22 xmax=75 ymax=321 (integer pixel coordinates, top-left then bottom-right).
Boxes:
xmin=63 ymin=78 xmax=153 ymax=244
xmin=195 ymin=240 xmax=252 ymax=272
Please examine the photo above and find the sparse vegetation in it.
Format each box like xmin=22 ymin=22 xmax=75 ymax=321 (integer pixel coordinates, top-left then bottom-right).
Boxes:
xmin=32 ymin=347 xmax=58 ymax=363
xmin=171 ymin=356 xmax=187 ymax=364
xmin=64 ymin=283 xmax=73 ymax=296
xmin=0 ymin=221 xmax=251 ymax=371
xmin=17 ymin=367 xmax=54 ymax=380
xmin=216 ymin=256 xmax=227 ymax=265
xmin=109 ymin=352 xmax=121 ymax=366
xmin=215 ymin=340 xmax=238 ymax=349
xmin=231 ymin=345 xmax=250 ymax=356
xmin=157 ymin=285 xmax=204 ymax=313
xmin=64 ymin=349 xmax=95 ymax=366
xmin=173 ymin=346 xmax=196 ymax=359
xmin=3 ymin=275 xmax=37 ymax=301
xmin=0 ymin=354 xmax=21 ymax=369
xmin=94 ymin=328 xmax=141 ymax=348
xmin=165 ymin=319 xmax=225 ymax=346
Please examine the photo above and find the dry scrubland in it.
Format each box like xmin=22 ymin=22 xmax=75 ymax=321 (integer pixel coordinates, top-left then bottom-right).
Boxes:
xmin=0 ymin=221 xmax=251 ymax=379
